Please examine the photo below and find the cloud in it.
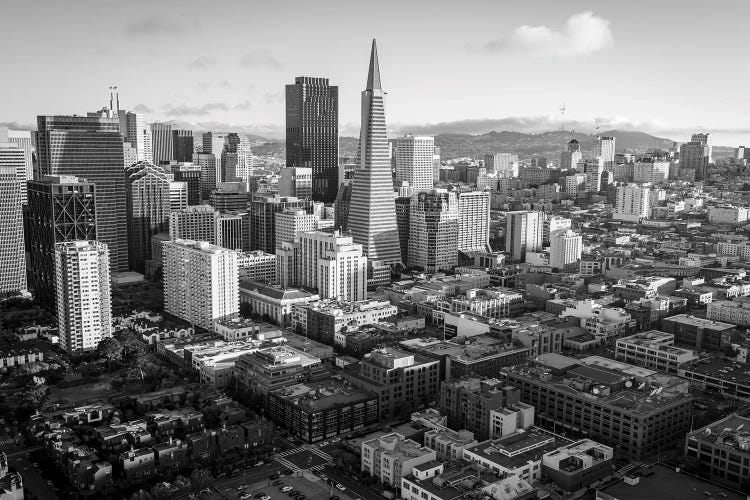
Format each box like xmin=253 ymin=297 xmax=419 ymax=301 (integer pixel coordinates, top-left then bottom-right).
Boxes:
xmin=240 ymin=50 xmax=282 ymax=69
xmin=188 ymin=57 xmax=216 ymax=70
xmin=195 ymin=82 xmax=212 ymax=90
xmin=125 ymin=18 xmax=184 ymax=37
xmin=0 ymin=121 xmax=36 ymax=131
xmin=220 ymin=80 xmax=232 ymax=89
xmin=133 ymin=104 xmax=153 ymax=113
xmin=264 ymin=92 xmax=284 ymax=104
xmin=483 ymin=11 xmax=613 ymax=58
xmin=162 ymin=103 xmax=230 ymax=117
xmin=159 ymin=119 xmax=284 ymax=139
xmin=235 ymin=100 xmax=253 ymax=111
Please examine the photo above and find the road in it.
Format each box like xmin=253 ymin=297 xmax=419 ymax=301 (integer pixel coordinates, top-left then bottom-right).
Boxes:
xmin=322 ymin=466 xmax=385 ymax=500
xmin=10 ymin=454 xmax=59 ymax=500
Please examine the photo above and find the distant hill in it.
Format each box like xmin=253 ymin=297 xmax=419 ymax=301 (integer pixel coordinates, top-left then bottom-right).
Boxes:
xmin=432 ymin=129 xmax=675 ymax=160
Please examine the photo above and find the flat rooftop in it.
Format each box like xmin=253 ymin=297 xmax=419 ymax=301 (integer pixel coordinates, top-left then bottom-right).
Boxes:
xmin=680 ymin=358 xmax=750 ymax=386
xmin=600 ymin=464 xmax=744 ymax=500
xmin=270 ymin=379 xmax=374 ymax=411
xmin=414 ymin=335 xmax=528 ymax=362
xmin=464 ymin=428 xmax=563 ymax=469
xmin=663 ymin=314 xmax=735 ymax=330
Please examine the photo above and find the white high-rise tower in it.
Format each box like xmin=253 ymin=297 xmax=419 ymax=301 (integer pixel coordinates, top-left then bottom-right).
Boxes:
xmin=395 ymin=135 xmax=435 ymax=192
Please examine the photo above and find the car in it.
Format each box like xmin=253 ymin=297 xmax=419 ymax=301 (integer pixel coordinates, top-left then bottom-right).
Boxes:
xmin=318 ymin=473 xmax=328 ymax=481
xmin=295 ymin=496 xmax=306 ymax=500
xmin=261 ymin=496 xmax=271 ymax=500
xmin=321 ymin=441 xmax=329 ymax=446
xmin=289 ymin=490 xmax=299 ymax=496
xmin=282 ymin=469 xmax=294 ymax=475
xmin=32 ymin=463 xmax=39 ymax=468
xmin=255 ymin=493 xmax=266 ymax=499
xmin=281 ymin=486 xmax=293 ymax=493
xmin=239 ymin=493 xmax=252 ymax=500
xmin=329 ymin=496 xmax=340 ymax=500
xmin=335 ymin=483 xmax=346 ymax=491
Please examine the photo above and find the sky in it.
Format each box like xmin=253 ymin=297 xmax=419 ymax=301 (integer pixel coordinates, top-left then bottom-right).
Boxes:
xmin=1 ymin=0 xmax=749 ymax=146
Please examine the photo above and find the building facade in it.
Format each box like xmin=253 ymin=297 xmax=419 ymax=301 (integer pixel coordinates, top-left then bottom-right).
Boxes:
xmin=0 ymin=143 xmax=27 ymax=294
xmin=125 ymin=161 xmax=171 ymax=272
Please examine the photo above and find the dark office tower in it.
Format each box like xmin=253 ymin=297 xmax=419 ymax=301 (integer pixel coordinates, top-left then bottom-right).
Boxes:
xmin=172 ymin=163 xmax=202 ymax=205
xmin=333 ymin=180 xmax=352 ymax=232
xmin=172 ymin=130 xmax=194 ymax=162
xmin=249 ymin=193 xmax=313 ymax=253
xmin=286 ymin=76 xmax=339 ymax=203
xmin=210 ymin=182 xmax=249 ymax=213
xmin=221 ymin=152 xmax=239 ymax=182
xmin=347 ymin=40 xmax=401 ymax=266
xmin=395 ymin=196 xmax=411 ymax=264
xmin=151 ymin=123 xmax=173 ymax=166
xmin=125 ymin=161 xmax=171 ymax=272
xmin=203 ymin=132 xmax=228 ymax=156
xmin=36 ymin=115 xmax=128 ymax=271
xmin=25 ymin=175 xmax=96 ymax=309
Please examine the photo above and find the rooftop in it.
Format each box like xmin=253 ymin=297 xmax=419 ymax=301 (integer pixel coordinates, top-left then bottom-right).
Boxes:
xmin=239 ymin=280 xmax=319 ymax=301
xmin=600 ymin=464 xmax=744 ymax=500
xmin=680 ymin=358 xmax=750 ymax=386
xmin=663 ymin=314 xmax=735 ymax=330
xmin=464 ymin=427 xmax=564 ymax=469
xmin=411 ymin=334 xmax=528 ymax=363
xmin=270 ymin=378 xmax=375 ymax=411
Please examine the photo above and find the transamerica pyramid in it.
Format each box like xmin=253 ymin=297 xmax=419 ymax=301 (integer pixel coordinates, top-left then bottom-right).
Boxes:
xmin=347 ymin=39 xmax=402 ymax=266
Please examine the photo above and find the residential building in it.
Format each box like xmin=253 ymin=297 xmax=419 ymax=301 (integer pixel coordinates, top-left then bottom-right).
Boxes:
xmin=55 ymin=241 xmax=112 ymax=353
xmin=361 ymin=432 xmax=436 ymax=488
xmin=549 ymin=230 xmax=582 ymax=271
xmin=233 ymin=345 xmax=327 ymax=394
xmin=614 ymin=184 xmax=650 ymax=222
xmin=457 ymin=191 xmax=491 ymax=253
xmin=36 ymin=114 xmax=129 ymax=270
xmin=286 ymin=76 xmax=339 ymax=202
xmin=163 ymin=239 xmax=239 ymax=331
xmin=347 ymin=40 xmax=402 ymax=266
xmin=0 ymin=143 xmax=26 ymax=294
xmin=169 ymin=205 xmax=217 ymax=244
xmin=275 ymin=208 xmax=317 ymax=248
xmin=249 ymin=193 xmax=313 ymax=253
xmin=125 ymin=161 xmax=171 ymax=272
xmin=439 ymin=378 xmax=520 ymax=440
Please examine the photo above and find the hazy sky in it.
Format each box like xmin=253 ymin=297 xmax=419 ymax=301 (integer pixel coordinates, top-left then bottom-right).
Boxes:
xmin=2 ymin=0 xmax=749 ymax=145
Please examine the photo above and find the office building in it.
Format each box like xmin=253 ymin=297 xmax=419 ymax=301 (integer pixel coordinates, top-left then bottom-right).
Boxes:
xmin=163 ymin=239 xmax=239 ymax=331
xmin=549 ymin=230 xmax=582 ymax=271
xmin=561 ymin=139 xmax=583 ymax=171
xmin=395 ymin=196 xmax=411 ymax=264
xmin=295 ymin=230 xmax=350 ymax=289
xmin=634 ymin=158 xmax=670 ymax=184
xmin=0 ymin=128 xmax=33 ymax=202
xmin=347 ymin=40 xmax=402 ymax=266
xmin=457 ymin=190 xmax=490 ymax=253
xmin=408 ymin=189 xmax=459 ymax=272
xmin=615 ymin=330 xmax=698 ymax=373
xmin=614 ymin=184 xmax=650 ymax=222
xmin=685 ymin=414 xmax=750 ymax=492
xmin=25 ymin=175 xmax=96 ymax=308
xmin=484 ymin=152 xmax=519 ymax=177
xmin=278 ymin=166 xmax=313 ymax=199
xmin=395 ymin=135 xmax=434 ymax=192
xmin=193 ymin=153 xmax=218 ymax=200
xmin=202 ymin=132 xmax=228 ymax=156
xmin=505 ymin=354 xmax=693 ymax=460
xmin=344 ymin=347 xmax=440 ymax=419
xmin=36 ymin=114 xmax=128 ymax=271
xmin=249 ymin=194 xmax=313 ymax=253
xmin=125 ymin=161 xmax=171 ymax=272
xmin=169 ymin=205 xmax=218 ymax=244
xmin=661 ymin=313 xmax=738 ymax=351
xmin=292 ymin=298 xmax=397 ymax=344
xmin=236 ymin=250 xmax=276 ymax=283
xmin=172 ymin=129 xmax=194 ymax=162
xmin=275 ymin=208 xmax=317 ymax=248
xmin=55 ymin=240 xmax=112 ymax=353
xmin=286 ymin=76 xmax=339 ymax=202
xmin=209 ymin=181 xmax=249 ymax=213
xmin=150 ymin=123 xmax=173 ymax=166
xmin=118 ymin=111 xmax=152 ymax=163
xmin=215 ymin=212 xmax=247 ymax=251
xmin=593 ymin=135 xmax=616 ymax=165
xmin=235 ymin=134 xmax=254 ymax=183
xmin=172 ymin=163 xmax=201 ymax=205
xmin=318 ymin=237 xmax=367 ymax=301
xmin=543 ymin=215 xmax=571 ymax=246
xmin=169 ymin=181 xmax=188 ymax=212
xmin=542 ymin=440 xmax=614 ymax=493
xmin=233 ymin=345 xmax=327 ymax=394
xmin=267 ymin=379 xmax=378 ymax=443
xmin=439 ymin=378 xmax=519 ymax=440
xmin=0 ymin=144 xmax=26 ymax=294
xmin=506 ymin=211 xmax=543 ymax=262
xmin=680 ymin=134 xmax=712 ymax=180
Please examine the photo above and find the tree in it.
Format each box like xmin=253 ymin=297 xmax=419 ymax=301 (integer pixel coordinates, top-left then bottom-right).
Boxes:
xmin=96 ymin=337 xmax=124 ymax=370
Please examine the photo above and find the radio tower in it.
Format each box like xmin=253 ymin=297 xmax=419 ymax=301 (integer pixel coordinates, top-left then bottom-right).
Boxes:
xmin=559 ymin=102 xmax=566 ymax=131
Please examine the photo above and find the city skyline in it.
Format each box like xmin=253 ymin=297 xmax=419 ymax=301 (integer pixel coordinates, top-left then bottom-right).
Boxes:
xmin=1 ymin=0 xmax=749 ymax=145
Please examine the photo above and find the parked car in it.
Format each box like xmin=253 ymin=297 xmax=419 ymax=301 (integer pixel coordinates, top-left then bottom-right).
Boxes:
xmin=335 ymin=483 xmax=346 ymax=491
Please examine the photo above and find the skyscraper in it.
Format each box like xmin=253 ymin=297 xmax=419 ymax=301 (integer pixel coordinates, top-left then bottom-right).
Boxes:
xmin=549 ymin=230 xmax=583 ymax=271
xmin=347 ymin=40 xmax=402 ymax=267
xmin=55 ymin=240 xmax=112 ymax=353
xmin=203 ymin=132 xmax=228 ymax=156
xmin=151 ymin=123 xmax=173 ymax=165
xmin=561 ymin=139 xmax=583 ymax=171
xmin=249 ymin=194 xmax=313 ymax=254
xmin=484 ymin=153 xmax=519 ymax=178
xmin=0 ymin=128 xmax=33 ymax=202
xmin=169 ymin=181 xmax=188 ymax=212
xmin=36 ymin=114 xmax=129 ymax=271
xmin=172 ymin=163 xmax=202 ymax=205
xmin=0 ymin=143 xmax=27 ymax=294
xmin=408 ymin=189 xmax=459 ymax=272
xmin=163 ymin=239 xmax=239 ymax=331
xmin=169 ymin=205 xmax=218 ymax=244
xmin=25 ymin=175 xmax=96 ymax=308
xmin=275 ymin=208 xmax=317 ymax=249
xmin=278 ymin=167 xmax=313 ymax=199
xmin=593 ymin=135 xmax=616 ymax=166
xmin=395 ymin=135 xmax=435 ymax=192
xmin=286 ymin=76 xmax=339 ymax=202
xmin=125 ymin=161 xmax=171 ymax=272
xmin=680 ymin=133 xmax=712 ymax=180
xmin=395 ymin=196 xmax=411 ymax=264
xmin=172 ymin=129 xmax=194 ymax=162
xmin=505 ymin=211 xmax=543 ymax=262
xmin=457 ymin=190 xmax=490 ymax=253
xmin=318 ymin=238 xmax=367 ymax=301
xmin=118 ymin=111 xmax=152 ymax=163
xmin=193 ymin=153 xmax=218 ymax=200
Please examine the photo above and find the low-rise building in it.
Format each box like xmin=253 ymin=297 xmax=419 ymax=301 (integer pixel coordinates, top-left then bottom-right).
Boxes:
xmin=423 ymin=428 xmax=478 ymax=461
xmin=708 ymin=298 xmax=750 ymax=327
xmin=439 ymin=378 xmax=520 ymax=441
xmin=541 ymin=439 xmax=614 ymax=492
xmin=685 ymin=414 xmax=750 ymax=492
xmin=661 ymin=313 xmax=738 ymax=352
xmin=615 ymin=330 xmax=698 ymax=373
xmin=292 ymin=299 xmax=398 ymax=345
xmin=0 ymin=452 xmax=23 ymax=500
xmin=239 ymin=280 xmax=319 ymax=327
xmin=233 ymin=345 xmax=327 ymax=395
xmin=361 ymin=432 xmax=437 ymax=487
xmin=267 ymin=378 xmax=379 ymax=443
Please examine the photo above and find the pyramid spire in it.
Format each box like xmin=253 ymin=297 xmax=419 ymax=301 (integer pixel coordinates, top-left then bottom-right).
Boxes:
xmin=366 ymin=39 xmax=382 ymax=91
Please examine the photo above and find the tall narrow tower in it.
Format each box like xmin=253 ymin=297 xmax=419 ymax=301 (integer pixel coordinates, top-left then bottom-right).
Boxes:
xmin=347 ymin=39 xmax=401 ymax=266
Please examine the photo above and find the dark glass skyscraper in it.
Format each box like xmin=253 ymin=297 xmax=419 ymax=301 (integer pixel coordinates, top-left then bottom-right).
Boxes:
xmin=172 ymin=129 xmax=194 ymax=162
xmin=36 ymin=114 xmax=128 ymax=271
xmin=285 ymin=76 xmax=339 ymax=203
xmin=25 ymin=175 xmax=97 ymax=309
